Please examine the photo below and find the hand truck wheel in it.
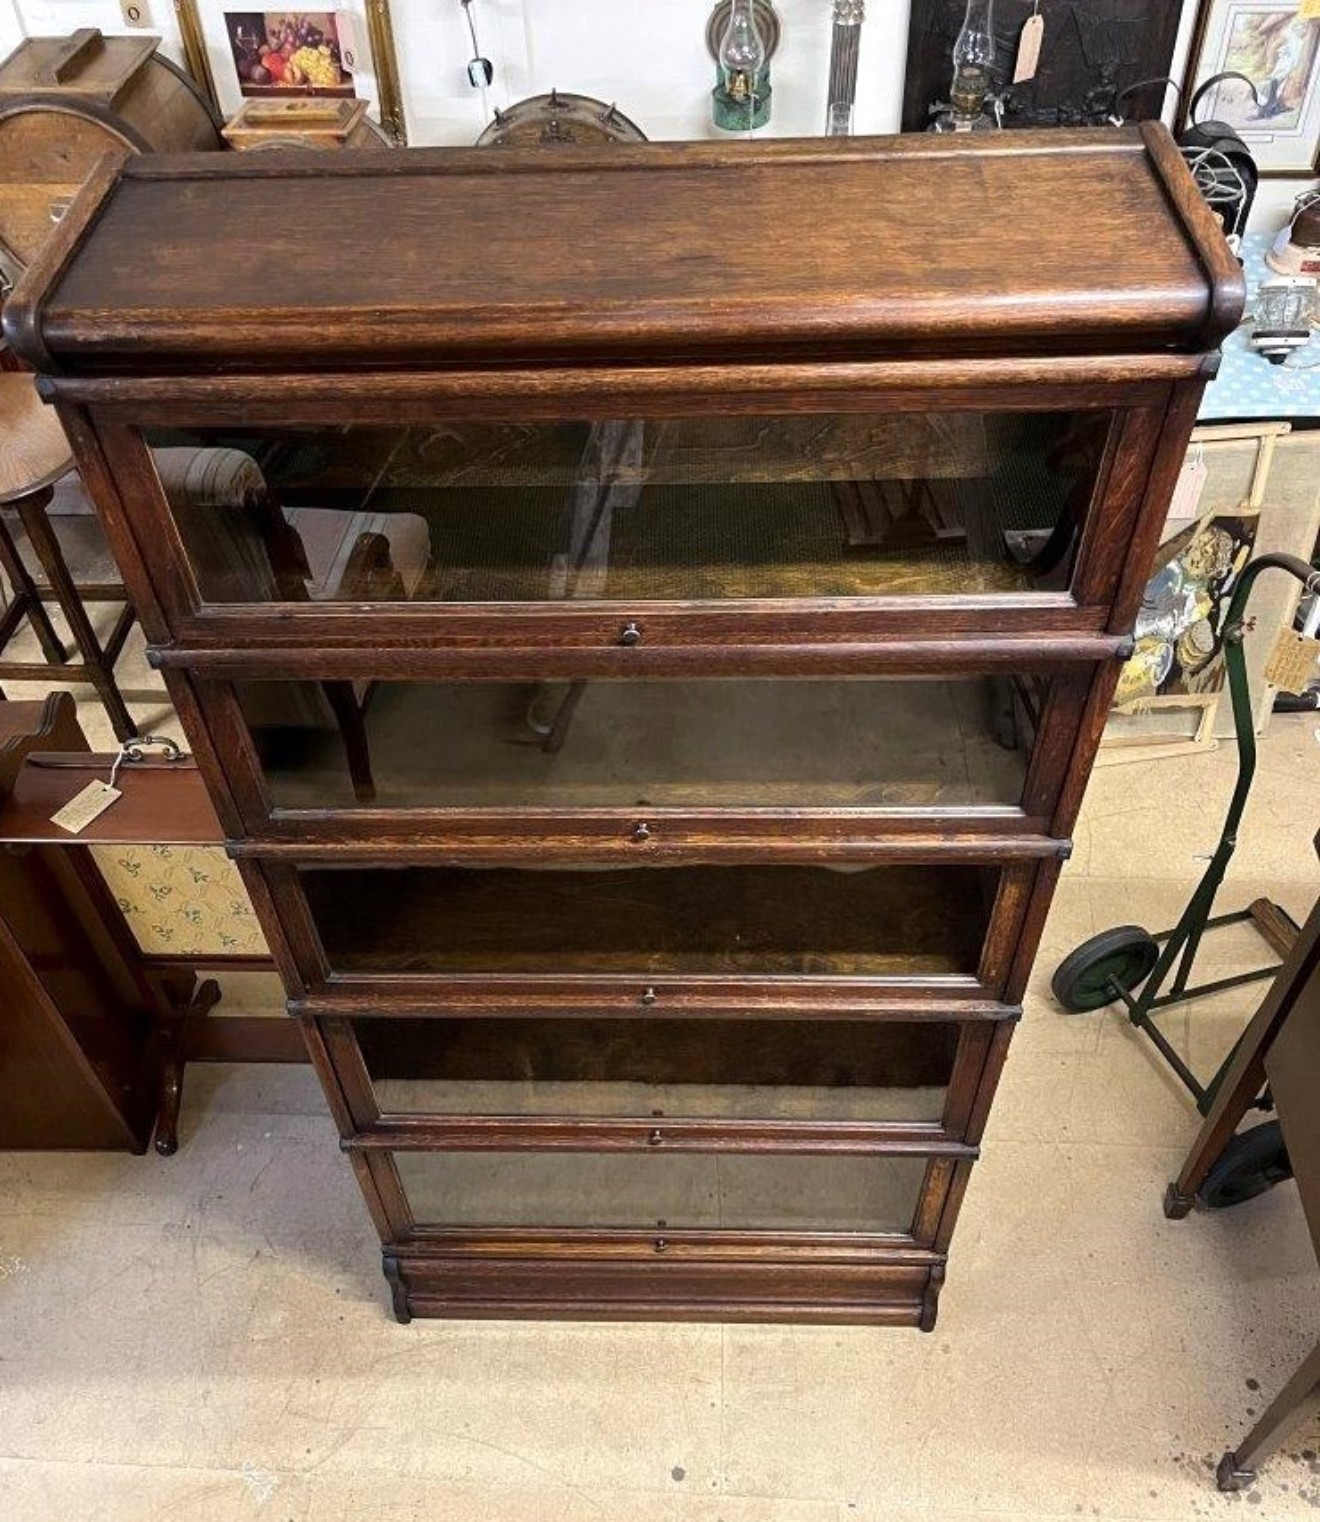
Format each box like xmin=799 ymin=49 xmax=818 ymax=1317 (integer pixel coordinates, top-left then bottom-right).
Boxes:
xmin=1051 ymin=926 xmax=1160 ymax=1013
xmin=1197 ymin=1121 xmax=1292 ymax=1210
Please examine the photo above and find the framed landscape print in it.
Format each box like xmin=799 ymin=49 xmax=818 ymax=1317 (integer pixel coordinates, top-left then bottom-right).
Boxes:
xmin=1184 ymin=2 xmax=1320 ymax=175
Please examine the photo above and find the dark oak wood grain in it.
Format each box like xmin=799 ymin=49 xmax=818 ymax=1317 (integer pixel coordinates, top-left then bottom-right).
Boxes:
xmin=0 ymin=752 xmax=220 ymax=843
xmin=8 ymin=130 xmax=1240 ymax=1322
xmin=5 ymin=129 xmax=1239 ymax=377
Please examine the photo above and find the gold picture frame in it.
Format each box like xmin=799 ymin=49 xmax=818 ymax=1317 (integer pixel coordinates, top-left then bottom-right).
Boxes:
xmin=172 ymin=0 xmax=407 ymax=143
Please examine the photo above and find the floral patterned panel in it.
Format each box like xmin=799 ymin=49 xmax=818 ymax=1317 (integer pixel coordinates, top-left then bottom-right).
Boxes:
xmin=88 ymin=844 xmax=268 ymax=957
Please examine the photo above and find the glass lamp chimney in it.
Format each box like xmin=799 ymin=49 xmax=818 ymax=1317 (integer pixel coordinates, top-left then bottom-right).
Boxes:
xmin=950 ymin=0 xmax=996 ymax=129
xmin=720 ymin=0 xmax=766 ymax=109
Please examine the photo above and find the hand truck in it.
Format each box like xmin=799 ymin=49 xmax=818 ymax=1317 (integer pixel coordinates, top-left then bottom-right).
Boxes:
xmin=1052 ymin=552 xmax=1320 ymax=1209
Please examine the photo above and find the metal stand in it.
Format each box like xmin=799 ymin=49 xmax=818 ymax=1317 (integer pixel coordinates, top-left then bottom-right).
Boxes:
xmin=1088 ymin=554 xmax=1318 ymax=1112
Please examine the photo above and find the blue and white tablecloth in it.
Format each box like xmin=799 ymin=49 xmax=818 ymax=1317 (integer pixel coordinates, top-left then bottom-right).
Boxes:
xmin=1199 ymin=233 xmax=1320 ymax=422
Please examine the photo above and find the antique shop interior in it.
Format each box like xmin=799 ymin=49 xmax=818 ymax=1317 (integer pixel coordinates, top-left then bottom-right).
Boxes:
xmin=1 ymin=1 xmax=1320 ymax=1518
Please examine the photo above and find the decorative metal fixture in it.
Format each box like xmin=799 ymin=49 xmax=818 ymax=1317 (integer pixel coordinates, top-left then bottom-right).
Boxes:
xmin=476 ymin=90 xmax=647 ymax=147
xmin=460 ymin=0 xmax=493 ymax=89
xmin=1249 ymin=281 xmax=1317 ymax=365
xmin=825 ymin=0 xmax=865 ymax=136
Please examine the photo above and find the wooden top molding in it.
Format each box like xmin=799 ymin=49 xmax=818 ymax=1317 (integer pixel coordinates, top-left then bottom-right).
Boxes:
xmin=3 ymin=126 xmax=1244 ymax=378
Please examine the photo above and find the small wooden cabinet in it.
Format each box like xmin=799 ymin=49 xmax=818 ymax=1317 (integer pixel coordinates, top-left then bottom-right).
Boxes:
xmin=5 ymin=127 xmax=1242 ymax=1323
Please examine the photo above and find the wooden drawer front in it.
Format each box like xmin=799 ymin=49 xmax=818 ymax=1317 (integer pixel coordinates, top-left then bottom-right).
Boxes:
xmin=102 ymin=399 xmax=1160 ymax=648
xmin=385 ymin=1249 xmax=937 ymax=1325
xmin=199 ymin=669 xmax=1092 ymax=844
xmin=319 ymin=1011 xmax=1003 ymax=1138
xmin=266 ymin=858 xmax=1039 ymax=998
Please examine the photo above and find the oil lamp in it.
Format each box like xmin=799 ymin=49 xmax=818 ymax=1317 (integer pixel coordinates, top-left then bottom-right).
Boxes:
xmin=712 ymin=0 xmax=771 ymax=132
xmin=947 ymin=0 xmax=997 ymax=131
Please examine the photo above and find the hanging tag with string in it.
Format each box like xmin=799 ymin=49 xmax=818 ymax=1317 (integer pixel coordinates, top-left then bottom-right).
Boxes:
xmin=50 ymin=736 xmax=181 ymax=835
xmin=1264 ymin=569 xmax=1320 ymax=693
xmin=1166 ymin=442 xmax=1208 ymax=530
xmin=1265 ymin=628 xmax=1320 ymax=693
xmin=1013 ymin=2 xmax=1045 ymax=85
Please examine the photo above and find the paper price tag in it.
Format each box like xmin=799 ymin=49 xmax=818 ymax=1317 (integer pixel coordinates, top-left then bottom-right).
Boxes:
xmin=119 ymin=0 xmax=152 ymax=27
xmin=336 ymin=11 xmax=364 ymax=74
xmin=1013 ymin=13 xmax=1045 ymax=84
xmin=1264 ymin=629 xmax=1320 ymax=694
xmin=1166 ymin=453 xmax=1208 ymax=530
xmin=1300 ymin=1 xmax=1320 ymax=21
xmin=51 ymin=781 xmax=122 ymax=835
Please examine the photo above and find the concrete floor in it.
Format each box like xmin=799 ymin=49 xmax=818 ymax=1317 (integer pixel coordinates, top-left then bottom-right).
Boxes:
xmin=1 ymin=608 xmax=1319 ymax=1519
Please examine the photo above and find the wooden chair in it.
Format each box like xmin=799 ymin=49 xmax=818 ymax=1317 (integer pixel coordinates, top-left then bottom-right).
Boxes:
xmin=156 ymin=445 xmax=431 ymax=800
xmin=0 ymin=372 xmax=139 ymax=739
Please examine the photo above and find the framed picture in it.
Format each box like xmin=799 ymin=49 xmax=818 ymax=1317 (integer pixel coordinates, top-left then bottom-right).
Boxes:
xmin=1183 ymin=3 xmax=1320 ymax=175
xmin=174 ymin=0 xmax=407 ymax=142
xmin=224 ymin=12 xmax=354 ymax=98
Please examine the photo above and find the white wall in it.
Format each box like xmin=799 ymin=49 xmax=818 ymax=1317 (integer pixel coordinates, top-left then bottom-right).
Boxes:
xmin=394 ymin=0 xmax=914 ymax=142
xmin=0 ymin=0 xmax=180 ymax=68
xmin=0 ymin=0 xmax=1313 ymax=231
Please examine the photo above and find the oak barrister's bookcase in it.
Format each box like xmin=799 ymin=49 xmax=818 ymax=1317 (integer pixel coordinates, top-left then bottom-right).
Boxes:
xmin=6 ymin=125 xmax=1242 ymax=1324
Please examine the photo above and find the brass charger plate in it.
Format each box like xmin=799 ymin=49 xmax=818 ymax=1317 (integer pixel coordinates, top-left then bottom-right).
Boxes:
xmin=476 ymin=90 xmax=647 ymax=147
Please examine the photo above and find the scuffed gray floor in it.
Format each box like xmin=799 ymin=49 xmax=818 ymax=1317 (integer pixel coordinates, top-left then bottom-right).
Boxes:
xmin=0 ymin=708 xmax=1318 ymax=1521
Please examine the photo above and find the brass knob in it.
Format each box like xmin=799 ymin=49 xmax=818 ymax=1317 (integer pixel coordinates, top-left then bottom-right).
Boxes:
xmin=619 ymin=621 xmax=642 ymax=647
xmin=647 ymin=1128 xmax=663 ymax=1146
xmin=632 ymin=821 xmax=652 ymax=843
xmin=640 ymin=987 xmax=657 ymax=1006
xmin=654 ymin=1237 xmax=669 ymax=1253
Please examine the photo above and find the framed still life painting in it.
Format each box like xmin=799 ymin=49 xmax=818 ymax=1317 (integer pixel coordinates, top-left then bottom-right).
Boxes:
xmin=173 ymin=0 xmax=407 ymax=142
xmin=224 ymin=12 xmax=356 ymax=99
xmin=1184 ymin=2 xmax=1320 ymax=175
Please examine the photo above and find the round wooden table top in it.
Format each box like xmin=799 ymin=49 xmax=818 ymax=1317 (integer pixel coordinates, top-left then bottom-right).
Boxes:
xmin=0 ymin=372 xmax=74 ymax=504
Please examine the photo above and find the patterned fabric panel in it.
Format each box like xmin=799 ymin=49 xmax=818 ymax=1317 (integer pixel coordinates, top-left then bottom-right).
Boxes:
xmin=88 ymin=844 xmax=268 ymax=957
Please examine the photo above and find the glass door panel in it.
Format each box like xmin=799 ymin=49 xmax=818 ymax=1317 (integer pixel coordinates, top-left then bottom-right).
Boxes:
xmin=299 ymin=862 xmax=1000 ymax=978
xmin=233 ymin=675 xmax=1043 ymax=813
xmin=354 ymin=1016 xmax=959 ymax=1123
xmin=394 ymin=1148 xmax=930 ymax=1234
xmin=143 ymin=410 xmax=1110 ymax=606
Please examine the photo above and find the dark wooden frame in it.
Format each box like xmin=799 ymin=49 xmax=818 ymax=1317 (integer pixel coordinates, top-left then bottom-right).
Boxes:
xmin=319 ymin=1007 xmax=1005 ymax=1139
xmin=183 ymin=660 xmax=1096 ymax=846
xmin=72 ymin=388 xmax=1162 ymax=657
xmin=0 ymin=723 xmax=300 ymax=1151
xmin=1164 ymin=875 xmax=1320 ymax=1490
xmin=251 ymin=853 xmax=1043 ymax=999
xmin=4 ymin=128 xmax=1242 ymax=1325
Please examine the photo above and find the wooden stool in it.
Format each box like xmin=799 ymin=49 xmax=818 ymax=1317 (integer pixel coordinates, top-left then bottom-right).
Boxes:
xmin=0 ymin=372 xmax=138 ymax=739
